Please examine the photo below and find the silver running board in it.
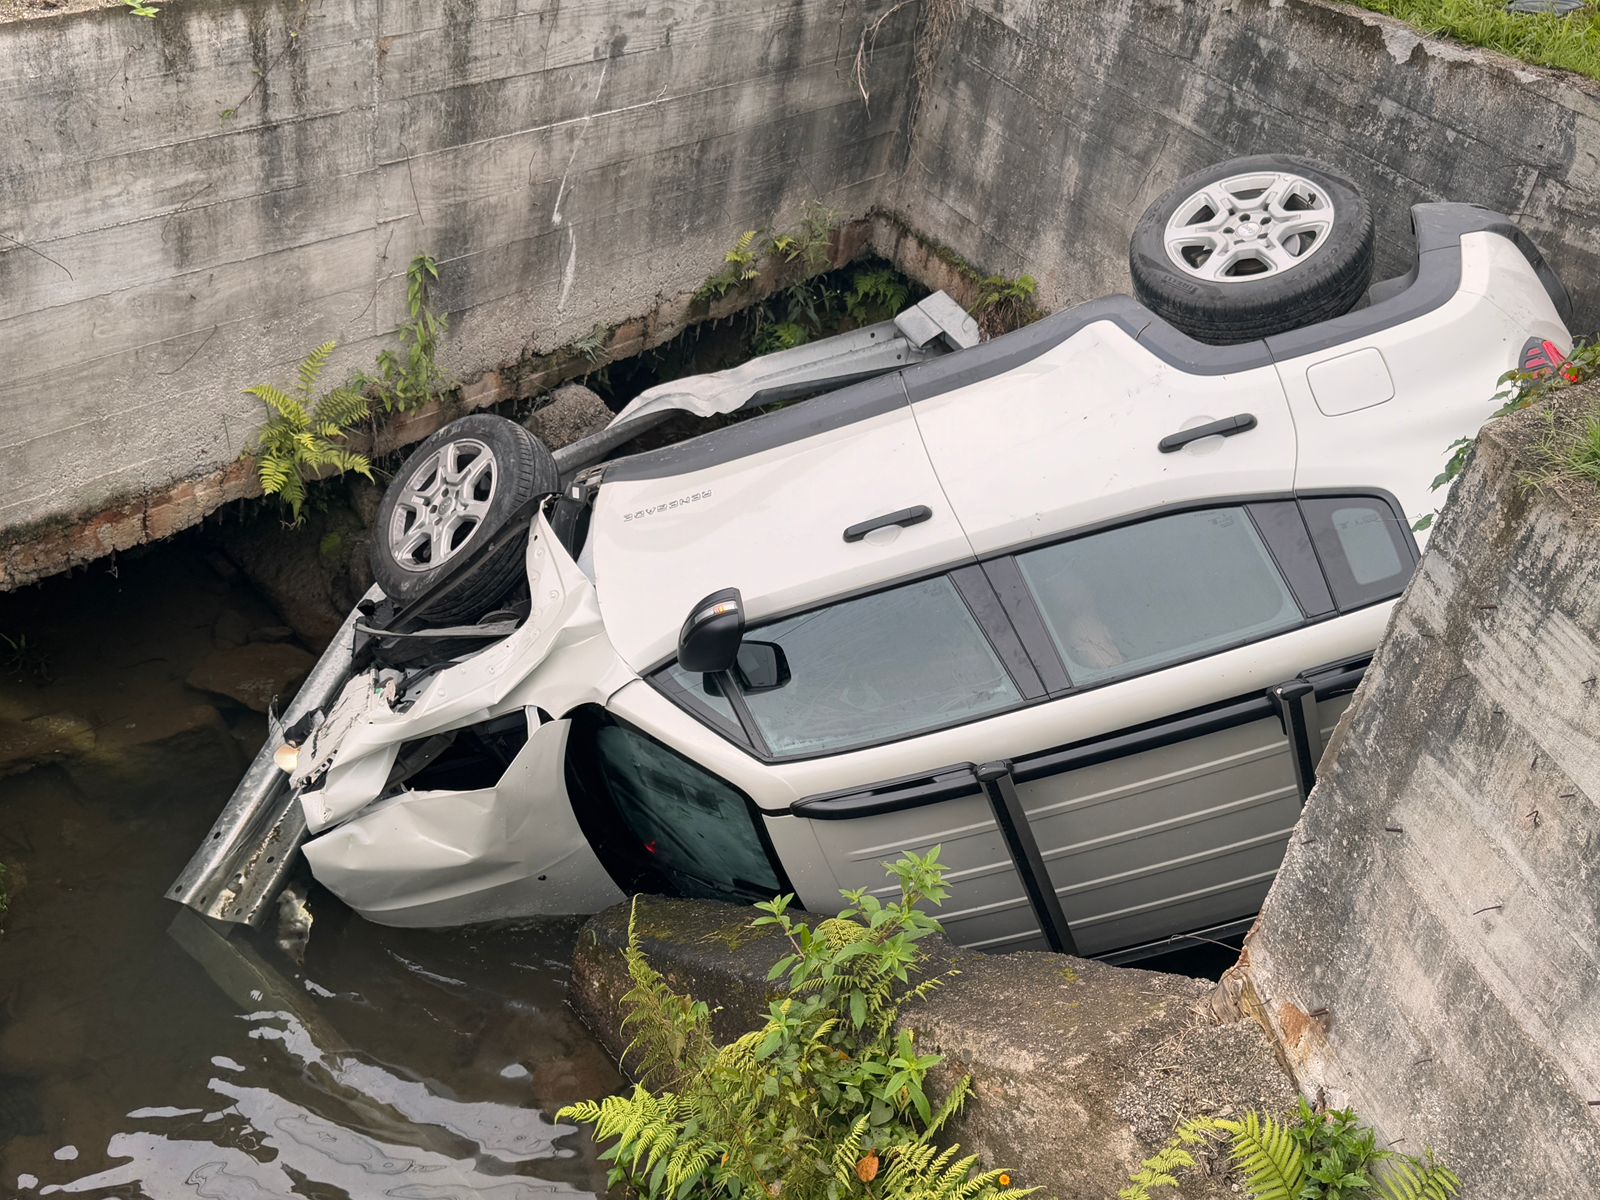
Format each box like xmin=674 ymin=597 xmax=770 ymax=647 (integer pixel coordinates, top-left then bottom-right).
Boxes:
xmin=166 ymin=588 xmax=377 ymax=927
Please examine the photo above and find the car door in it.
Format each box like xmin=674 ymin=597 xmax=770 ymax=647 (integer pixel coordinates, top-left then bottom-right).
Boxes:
xmin=903 ymin=314 xmax=1299 ymax=554
xmin=702 ymin=502 xmax=1389 ymax=960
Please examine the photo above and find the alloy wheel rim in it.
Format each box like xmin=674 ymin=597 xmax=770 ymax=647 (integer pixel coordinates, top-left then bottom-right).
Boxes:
xmin=387 ymin=438 xmax=499 ymax=572
xmin=1162 ymin=170 xmax=1336 ymax=283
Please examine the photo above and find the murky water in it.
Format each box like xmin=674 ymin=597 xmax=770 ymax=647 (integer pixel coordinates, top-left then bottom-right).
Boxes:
xmin=0 ymin=538 xmax=620 ymax=1197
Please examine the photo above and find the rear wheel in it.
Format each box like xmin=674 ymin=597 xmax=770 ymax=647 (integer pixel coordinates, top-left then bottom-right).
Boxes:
xmin=1130 ymin=155 xmax=1374 ymax=344
xmin=370 ymin=414 xmax=558 ymax=621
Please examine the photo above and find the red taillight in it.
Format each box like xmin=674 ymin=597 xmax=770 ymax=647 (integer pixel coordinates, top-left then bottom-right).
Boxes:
xmin=1521 ymin=337 xmax=1573 ymax=378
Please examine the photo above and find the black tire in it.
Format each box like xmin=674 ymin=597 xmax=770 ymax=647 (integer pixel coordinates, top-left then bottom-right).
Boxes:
xmin=370 ymin=414 xmax=558 ymax=622
xmin=1129 ymin=155 xmax=1374 ymax=345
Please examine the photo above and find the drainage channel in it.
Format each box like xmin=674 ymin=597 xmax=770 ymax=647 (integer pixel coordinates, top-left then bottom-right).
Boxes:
xmin=0 ymin=538 xmax=619 ymax=1196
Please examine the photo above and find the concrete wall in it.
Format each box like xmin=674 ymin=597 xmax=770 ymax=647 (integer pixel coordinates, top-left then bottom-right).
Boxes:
xmin=12 ymin=0 xmax=1600 ymax=587
xmin=0 ymin=0 xmax=910 ymax=559
xmin=894 ymin=0 xmax=1600 ymax=323
xmin=1242 ymin=389 xmax=1600 ymax=1198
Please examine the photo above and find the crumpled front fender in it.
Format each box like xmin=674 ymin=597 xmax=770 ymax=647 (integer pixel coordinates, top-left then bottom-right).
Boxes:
xmin=302 ymin=715 xmax=623 ymax=926
xmin=300 ymin=511 xmax=636 ymax=835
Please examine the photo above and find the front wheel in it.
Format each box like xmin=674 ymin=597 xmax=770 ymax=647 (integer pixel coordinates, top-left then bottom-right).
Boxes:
xmin=369 ymin=414 xmax=558 ymax=621
xmin=1129 ymin=155 xmax=1374 ymax=345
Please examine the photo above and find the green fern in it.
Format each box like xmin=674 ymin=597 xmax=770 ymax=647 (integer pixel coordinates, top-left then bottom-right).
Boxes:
xmin=847 ymin=266 xmax=911 ymax=323
xmin=246 ymin=341 xmax=373 ymax=524
xmin=695 ymin=229 xmax=765 ymax=301
xmin=1122 ymin=1108 xmax=1462 ymax=1200
xmin=558 ymin=849 xmax=1030 ymax=1200
xmin=1217 ymin=1111 xmax=1305 ymax=1200
xmin=1374 ymin=1153 xmax=1461 ymax=1200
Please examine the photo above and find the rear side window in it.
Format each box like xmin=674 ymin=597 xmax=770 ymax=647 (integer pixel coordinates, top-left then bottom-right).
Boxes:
xmin=1015 ymin=507 xmax=1302 ymax=686
xmin=1301 ymin=497 xmax=1414 ymax=609
xmin=737 ymin=576 xmax=1022 ymax=757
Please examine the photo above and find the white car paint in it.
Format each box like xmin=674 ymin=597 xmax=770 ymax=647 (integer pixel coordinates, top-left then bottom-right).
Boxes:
xmin=290 ymin=212 xmax=1571 ymax=950
xmin=296 ymin=513 xmax=633 ymax=923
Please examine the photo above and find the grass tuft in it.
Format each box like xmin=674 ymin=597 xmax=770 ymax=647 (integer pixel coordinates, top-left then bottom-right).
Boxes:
xmin=1353 ymin=0 xmax=1600 ymax=81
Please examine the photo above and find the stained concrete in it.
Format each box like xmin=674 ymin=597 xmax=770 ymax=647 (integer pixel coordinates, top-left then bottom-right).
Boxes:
xmin=0 ymin=0 xmax=910 ymax=560
xmin=12 ymin=0 xmax=1600 ymax=589
xmin=1242 ymin=386 xmax=1600 ymax=1198
xmin=572 ymin=896 xmax=1296 ymax=1198
xmin=893 ymin=0 xmax=1600 ymax=325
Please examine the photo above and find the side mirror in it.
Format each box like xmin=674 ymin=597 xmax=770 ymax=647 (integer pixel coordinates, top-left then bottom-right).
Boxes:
xmin=678 ymin=588 xmax=744 ymax=673
xmin=733 ymin=641 xmax=790 ymax=693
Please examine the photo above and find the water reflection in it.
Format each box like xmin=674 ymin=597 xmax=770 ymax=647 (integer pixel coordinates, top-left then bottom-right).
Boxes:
xmin=0 ymin=540 xmax=621 ymax=1198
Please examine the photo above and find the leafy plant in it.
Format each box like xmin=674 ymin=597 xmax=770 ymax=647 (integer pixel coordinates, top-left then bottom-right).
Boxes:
xmin=368 ymin=254 xmax=451 ymax=413
xmin=119 ymin=0 xmax=160 ymax=15
xmin=1415 ymin=336 xmax=1597 ymax=530
xmin=246 ymin=342 xmax=374 ymax=523
xmin=697 ymin=230 xmax=766 ymax=302
xmin=971 ymin=273 xmax=1040 ymax=336
xmin=0 ymin=631 xmax=50 ymax=684
xmin=769 ymin=204 xmax=839 ymax=274
xmin=559 ymin=849 xmax=1033 ymax=1200
xmin=848 ymin=268 xmax=912 ymax=324
xmin=1120 ymin=1101 xmax=1460 ymax=1200
xmin=572 ymin=322 xmax=612 ymax=366
xmin=753 ymin=319 xmax=813 ymax=355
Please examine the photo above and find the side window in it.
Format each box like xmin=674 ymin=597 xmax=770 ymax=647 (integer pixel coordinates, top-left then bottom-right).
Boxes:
xmin=1015 ymin=507 xmax=1302 ymax=686
xmin=1300 ymin=497 xmax=1415 ymax=609
xmin=570 ymin=712 xmax=780 ymax=900
xmin=736 ymin=576 xmax=1021 ymax=758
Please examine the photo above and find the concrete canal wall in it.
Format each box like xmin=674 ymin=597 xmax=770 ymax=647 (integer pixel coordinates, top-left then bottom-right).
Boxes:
xmin=892 ymin=0 xmax=1600 ymax=322
xmin=1242 ymin=387 xmax=1600 ymax=1199
xmin=10 ymin=0 xmax=1600 ymax=585
xmin=0 ymin=0 xmax=910 ymax=582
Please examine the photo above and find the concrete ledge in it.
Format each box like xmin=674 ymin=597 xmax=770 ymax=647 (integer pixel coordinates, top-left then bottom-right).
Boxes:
xmin=571 ymin=896 xmax=1297 ymax=1198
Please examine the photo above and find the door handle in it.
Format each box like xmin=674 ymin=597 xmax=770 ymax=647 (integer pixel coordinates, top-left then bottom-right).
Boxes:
xmin=843 ymin=505 xmax=933 ymax=543
xmin=1158 ymin=413 xmax=1257 ymax=453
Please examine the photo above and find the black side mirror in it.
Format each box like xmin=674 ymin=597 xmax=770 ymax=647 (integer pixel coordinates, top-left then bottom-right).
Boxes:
xmin=733 ymin=641 xmax=790 ymax=693
xmin=678 ymin=588 xmax=744 ymax=673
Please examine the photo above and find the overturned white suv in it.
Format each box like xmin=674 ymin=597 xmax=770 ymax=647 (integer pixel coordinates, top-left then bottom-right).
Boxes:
xmin=173 ymin=157 xmax=1573 ymax=962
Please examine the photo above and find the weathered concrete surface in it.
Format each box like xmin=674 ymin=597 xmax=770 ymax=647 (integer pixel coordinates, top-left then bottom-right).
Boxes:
xmin=573 ymin=897 xmax=1296 ymax=1198
xmin=13 ymin=0 xmax=1600 ymax=589
xmin=0 ymin=0 xmax=910 ymax=578
xmin=1243 ymin=386 xmax=1600 ymax=1198
xmin=891 ymin=0 xmax=1600 ymax=324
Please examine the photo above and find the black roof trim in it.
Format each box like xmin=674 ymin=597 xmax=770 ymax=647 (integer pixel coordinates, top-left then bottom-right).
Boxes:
xmin=602 ymin=205 xmax=1568 ymax=484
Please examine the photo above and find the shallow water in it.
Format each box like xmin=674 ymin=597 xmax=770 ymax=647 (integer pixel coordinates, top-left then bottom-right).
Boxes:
xmin=0 ymin=539 xmax=620 ymax=1197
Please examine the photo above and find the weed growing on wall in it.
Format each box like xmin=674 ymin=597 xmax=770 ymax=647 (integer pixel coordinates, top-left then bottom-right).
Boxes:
xmin=1416 ymin=336 xmax=1599 ymax=529
xmin=971 ymin=273 xmax=1040 ymax=338
xmin=118 ymin=0 xmax=159 ymax=16
xmin=246 ymin=342 xmax=374 ymax=524
xmin=559 ymin=849 xmax=1034 ymax=1200
xmin=1121 ymin=1101 xmax=1460 ymax=1200
xmin=697 ymin=230 xmax=766 ymax=302
xmin=365 ymin=254 xmax=452 ymax=413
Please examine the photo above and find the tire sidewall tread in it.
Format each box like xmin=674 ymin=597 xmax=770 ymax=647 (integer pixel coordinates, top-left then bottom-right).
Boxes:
xmin=1129 ymin=155 xmax=1375 ymax=345
xmin=370 ymin=414 xmax=558 ymax=621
